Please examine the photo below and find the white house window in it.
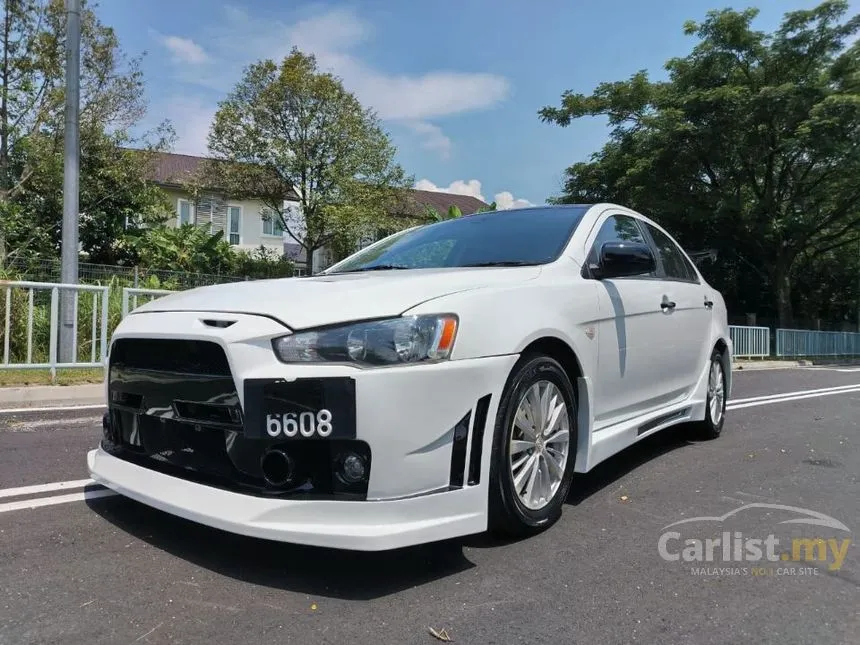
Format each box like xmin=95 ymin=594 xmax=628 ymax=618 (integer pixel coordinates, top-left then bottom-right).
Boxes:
xmin=124 ymin=213 xmax=145 ymax=229
xmin=228 ymin=205 xmax=241 ymax=245
xmin=177 ymin=199 xmax=194 ymax=225
xmin=262 ymin=208 xmax=284 ymax=237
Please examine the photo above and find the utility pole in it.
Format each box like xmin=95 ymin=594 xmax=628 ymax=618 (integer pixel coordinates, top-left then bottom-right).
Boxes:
xmin=59 ymin=0 xmax=80 ymax=363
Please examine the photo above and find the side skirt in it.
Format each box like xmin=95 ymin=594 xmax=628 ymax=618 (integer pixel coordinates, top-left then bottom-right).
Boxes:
xmin=574 ymin=358 xmax=712 ymax=473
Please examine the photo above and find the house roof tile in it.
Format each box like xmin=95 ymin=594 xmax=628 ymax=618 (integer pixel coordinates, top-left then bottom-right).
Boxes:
xmin=147 ymin=151 xmax=207 ymax=186
xmin=145 ymin=151 xmax=490 ymax=215
xmin=401 ymin=189 xmax=488 ymax=217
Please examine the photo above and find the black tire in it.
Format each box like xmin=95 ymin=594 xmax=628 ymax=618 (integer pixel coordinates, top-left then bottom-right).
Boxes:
xmin=694 ymin=347 xmax=727 ymax=440
xmin=488 ymin=353 xmax=578 ymax=538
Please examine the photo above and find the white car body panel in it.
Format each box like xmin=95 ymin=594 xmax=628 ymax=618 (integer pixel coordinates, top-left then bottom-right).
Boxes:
xmin=133 ymin=266 xmax=542 ymax=330
xmin=88 ymin=203 xmax=732 ymax=550
xmin=591 ymin=278 xmax=682 ymax=425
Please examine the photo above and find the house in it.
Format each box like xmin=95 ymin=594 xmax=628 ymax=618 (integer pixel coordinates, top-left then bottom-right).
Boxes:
xmin=145 ymin=151 xmax=299 ymax=253
xmin=144 ymin=151 xmax=489 ymax=275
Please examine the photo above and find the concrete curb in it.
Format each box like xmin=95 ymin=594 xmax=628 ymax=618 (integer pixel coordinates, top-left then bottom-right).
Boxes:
xmin=0 ymin=383 xmax=105 ymax=410
xmin=734 ymin=360 xmax=807 ymax=371
xmin=734 ymin=358 xmax=860 ymax=370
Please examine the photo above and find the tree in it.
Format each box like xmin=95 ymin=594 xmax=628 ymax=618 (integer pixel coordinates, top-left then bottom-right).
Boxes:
xmin=130 ymin=224 xmax=236 ymax=275
xmin=74 ymin=134 xmax=174 ymax=265
xmin=233 ymin=245 xmax=295 ymax=279
xmin=425 ymin=204 xmax=463 ymax=221
xmin=0 ymin=0 xmax=163 ymax=266
xmin=12 ymin=129 xmax=174 ymax=265
xmin=539 ymin=0 xmax=860 ymax=327
xmin=206 ymin=48 xmax=411 ymax=274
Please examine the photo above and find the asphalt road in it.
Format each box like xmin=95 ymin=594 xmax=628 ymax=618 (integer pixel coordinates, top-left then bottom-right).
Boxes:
xmin=1 ymin=367 xmax=858 ymax=645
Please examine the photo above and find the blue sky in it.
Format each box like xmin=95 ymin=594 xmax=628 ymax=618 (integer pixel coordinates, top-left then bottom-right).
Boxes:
xmin=96 ymin=0 xmax=856 ymax=208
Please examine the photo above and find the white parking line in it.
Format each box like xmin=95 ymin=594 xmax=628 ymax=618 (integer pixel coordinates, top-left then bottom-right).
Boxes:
xmin=728 ymin=385 xmax=860 ymax=410
xmin=0 ymin=488 xmax=117 ymax=514
xmin=0 ymin=478 xmax=94 ymax=499
xmin=728 ymin=382 xmax=860 ymax=405
xmin=0 ymin=403 xmax=105 ymax=415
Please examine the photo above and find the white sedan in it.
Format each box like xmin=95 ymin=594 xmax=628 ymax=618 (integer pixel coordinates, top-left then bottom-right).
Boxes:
xmin=87 ymin=203 xmax=732 ymax=550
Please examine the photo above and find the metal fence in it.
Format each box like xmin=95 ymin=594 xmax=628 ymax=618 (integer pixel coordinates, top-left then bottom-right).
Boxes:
xmin=1 ymin=282 xmax=176 ymax=377
xmin=5 ymin=258 xmax=267 ymax=289
xmin=1 ymin=280 xmax=110 ymax=376
xmin=728 ymin=325 xmax=771 ymax=358
xmin=121 ymin=288 xmax=177 ymax=318
xmin=776 ymin=328 xmax=860 ymax=358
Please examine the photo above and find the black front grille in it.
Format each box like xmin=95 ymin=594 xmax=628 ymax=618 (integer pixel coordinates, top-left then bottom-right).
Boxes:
xmin=110 ymin=338 xmax=231 ymax=375
xmin=105 ymin=338 xmax=370 ymax=500
xmin=135 ymin=416 xmax=238 ymax=478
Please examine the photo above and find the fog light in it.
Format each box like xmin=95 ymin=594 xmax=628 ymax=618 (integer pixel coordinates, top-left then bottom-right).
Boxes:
xmin=341 ymin=453 xmax=367 ymax=483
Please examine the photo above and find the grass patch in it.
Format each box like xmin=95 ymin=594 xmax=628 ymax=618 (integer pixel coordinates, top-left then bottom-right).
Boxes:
xmin=0 ymin=367 xmax=104 ymax=387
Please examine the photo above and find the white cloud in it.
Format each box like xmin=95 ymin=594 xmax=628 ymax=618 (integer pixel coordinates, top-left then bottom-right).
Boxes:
xmin=406 ymin=122 xmax=452 ymax=160
xmin=415 ymin=178 xmax=485 ymax=200
xmin=164 ymin=97 xmax=215 ymax=156
xmin=493 ymin=191 xmax=533 ymax=210
xmin=156 ymin=7 xmax=509 ymax=158
xmin=281 ymin=8 xmax=510 ymax=122
xmin=288 ymin=7 xmax=373 ymax=52
xmin=154 ymin=32 xmax=210 ymax=64
xmin=415 ymin=179 xmax=534 ymax=210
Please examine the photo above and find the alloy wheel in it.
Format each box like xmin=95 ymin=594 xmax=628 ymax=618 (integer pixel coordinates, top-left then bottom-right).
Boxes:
xmin=708 ymin=360 xmax=725 ymax=425
xmin=508 ymin=380 xmax=572 ymax=511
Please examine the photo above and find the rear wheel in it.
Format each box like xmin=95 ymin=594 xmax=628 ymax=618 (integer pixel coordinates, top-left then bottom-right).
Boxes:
xmin=488 ymin=353 xmax=577 ymax=538
xmin=695 ymin=348 xmax=727 ymax=440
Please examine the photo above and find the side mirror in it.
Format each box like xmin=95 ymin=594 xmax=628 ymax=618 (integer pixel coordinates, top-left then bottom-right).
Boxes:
xmin=595 ymin=241 xmax=656 ymax=279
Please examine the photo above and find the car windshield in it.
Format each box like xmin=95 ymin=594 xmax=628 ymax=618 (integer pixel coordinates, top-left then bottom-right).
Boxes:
xmin=324 ymin=206 xmax=589 ymax=273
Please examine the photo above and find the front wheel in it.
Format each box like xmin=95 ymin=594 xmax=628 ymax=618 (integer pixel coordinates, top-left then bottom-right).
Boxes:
xmin=488 ymin=353 xmax=577 ymax=538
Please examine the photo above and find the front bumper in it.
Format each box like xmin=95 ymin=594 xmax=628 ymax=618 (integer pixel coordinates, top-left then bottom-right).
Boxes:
xmin=89 ymin=310 xmax=518 ymax=548
xmin=88 ymin=447 xmax=489 ymax=550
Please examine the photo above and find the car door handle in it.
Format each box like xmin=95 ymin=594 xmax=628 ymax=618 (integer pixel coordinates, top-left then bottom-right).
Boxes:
xmin=704 ymin=298 xmax=714 ymax=309
xmin=661 ymin=300 xmax=676 ymax=311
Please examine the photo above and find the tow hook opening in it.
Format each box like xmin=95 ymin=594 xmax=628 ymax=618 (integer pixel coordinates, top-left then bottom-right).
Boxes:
xmin=260 ymin=447 xmax=295 ymax=487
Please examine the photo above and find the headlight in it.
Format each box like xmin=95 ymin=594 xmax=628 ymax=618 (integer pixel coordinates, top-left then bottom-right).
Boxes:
xmin=272 ymin=314 xmax=459 ymax=367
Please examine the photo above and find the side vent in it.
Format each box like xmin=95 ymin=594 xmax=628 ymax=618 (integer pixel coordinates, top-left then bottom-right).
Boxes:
xmin=447 ymin=394 xmax=493 ymax=489
xmin=468 ymin=394 xmax=492 ymax=486
xmin=448 ymin=411 xmax=472 ymax=489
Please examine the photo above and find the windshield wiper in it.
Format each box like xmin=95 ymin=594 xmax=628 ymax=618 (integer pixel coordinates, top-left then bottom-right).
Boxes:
xmin=460 ymin=261 xmax=539 ymax=267
xmin=335 ymin=264 xmax=411 ymax=273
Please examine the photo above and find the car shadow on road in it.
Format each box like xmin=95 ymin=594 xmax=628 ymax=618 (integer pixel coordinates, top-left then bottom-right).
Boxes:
xmin=565 ymin=423 xmax=695 ymax=507
xmin=456 ymin=423 xmax=698 ymax=551
xmin=86 ymin=495 xmax=474 ymax=601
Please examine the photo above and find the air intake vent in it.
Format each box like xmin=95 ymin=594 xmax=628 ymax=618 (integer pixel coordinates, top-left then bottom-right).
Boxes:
xmin=202 ymin=319 xmax=236 ymax=328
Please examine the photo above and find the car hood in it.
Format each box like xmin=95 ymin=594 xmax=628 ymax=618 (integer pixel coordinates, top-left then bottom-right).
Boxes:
xmin=132 ymin=266 xmax=542 ymax=330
